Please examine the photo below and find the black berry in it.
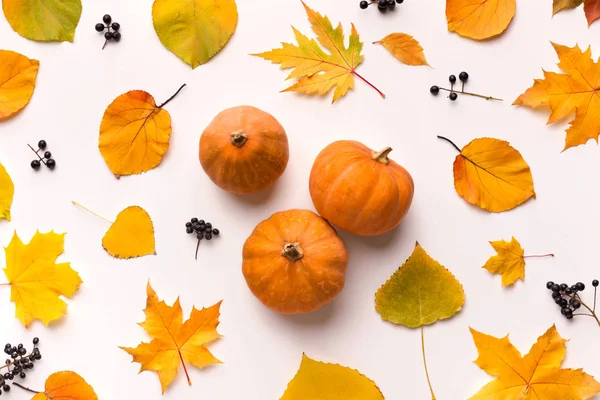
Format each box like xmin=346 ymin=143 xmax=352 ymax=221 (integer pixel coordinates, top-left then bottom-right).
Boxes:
xmin=571 ymin=285 xmax=578 ymax=292
xmin=576 ymin=282 xmax=585 ymax=291
xmin=551 ymin=291 xmax=560 ymax=299
xmin=571 ymin=299 xmax=581 ymax=309
xmin=103 ymin=14 xmax=112 ymax=24
xmin=198 ymin=219 xmax=205 ymax=225
xmin=565 ymin=287 xmax=572 ymax=294
xmin=37 ymin=140 xmax=47 ymax=149
xmin=31 ymin=160 xmax=41 ymax=170
xmin=113 ymin=32 xmax=121 ymax=42
xmin=111 ymin=22 xmax=120 ymax=31
xmin=19 ymin=372 xmax=25 ymax=379
xmin=2 ymin=385 xmax=8 ymax=392
xmin=430 ymin=85 xmax=440 ymax=95
xmin=95 ymin=23 xmax=105 ymax=32
xmin=563 ymin=307 xmax=573 ymax=318
xmin=205 ymin=223 xmax=212 ymax=230
xmin=44 ymin=151 xmax=51 ymax=159
xmin=105 ymin=31 xmax=114 ymax=40
xmin=186 ymin=227 xmax=193 ymax=234
xmin=546 ymin=281 xmax=554 ymax=289
xmin=185 ymin=222 xmax=192 ymax=228
xmin=449 ymin=75 xmax=457 ymax=84
xmin=212 ymin=229 xmax=220 ymax=236
xmin=396 ymin=0 xmax=404 ymax=3
xmin=378 ymin=0 xmax=388 ymax=10
xmin=459 ymin=71 xmax=469 ymax=82
xmin=387 ymin=0 xmax=396 ymax=8
xmin=449 ymin=92 xmax=458 ymax=101
xmin=559 ymin=298 xmax=568 ymax=307
xmin=560 ymin=283 xmax=568 ymax=291
xmin=360 ymin=0 xmax=369 ymax=9
xmin=46 ymin=159 xmax=56 ymax=169
xmin=593 ymin=279 xmax=599 ymax=287
xmin=191 ymin=217 xmax=198 ymax=223
xmin=205 ymin=233 xmax=212 ymax=241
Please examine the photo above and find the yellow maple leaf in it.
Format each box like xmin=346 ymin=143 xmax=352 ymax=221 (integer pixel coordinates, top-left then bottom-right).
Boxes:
xmin=374 ymin=33 xmax=430 ymax=66
xmin=253 ymin=1 xmax=384 ymax=103
xmin=152 ymin=0 xmax=238 ymax=68
xmin=0 ymin=163 xmax=14 ymax=221
xmin=469 ymin=325 xmax=600 ymax=399
xmin=2 ymin=231 xmax=82 ymax=328
xmin=32 ymin=371 xmax=97 ymax=400
xmin=446 ymin=0 xmax=516 ymax=40
xmin=483 ymin=237 xmax=554 ymax=286
xmin=438 ymin=136 xmax=535 ymax=213
xmin=0 ymin=50 xmax=39 ymax=121
xmin=99 ymin=84 xmax=185 ymax=177
xmin=514 ymin=43 xmax=600 ymax=151
xmin=121 ymin=283 xmax=223 ymax=393
xmin=280 ymin=354 xmax=384 ymax=400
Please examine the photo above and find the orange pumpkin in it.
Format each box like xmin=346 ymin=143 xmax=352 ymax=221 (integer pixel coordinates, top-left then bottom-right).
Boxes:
xmin=309 ymin=140 xmax=414 ymax=236
xmin=199 ymin=106 xmax=289 ymax=194
xmin=242 ymin=209 xmax=348 ymax=314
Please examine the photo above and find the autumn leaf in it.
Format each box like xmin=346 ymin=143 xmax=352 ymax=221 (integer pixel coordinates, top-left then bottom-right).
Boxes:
xmin=553 ymin=0 xmax=583 ymax=15
xmin=446 ymin=0 xmax=516 ymax=40
xmin=483 ymin=237 xmax=554 ymax=286
xmin=253 ymin=1 xmax=384 ymax=103
xmin=99 ymin=84 xmax=186 ymax=177
xmin=375 ymin=242 xmax=465 ymax=399
xmin=373 ymin=33 xmax=429 ymax=67
xmin=152 ymin=0 xmax=238 ymax=68
xmin=585 ymin=0 xmax=600 ymax=25
xmin=2 ymin=231 xmax=82 ymax=328
xmin=0 ymin=50 xmax=39 ymax=120
xmin=121 ymin=283 xmax=223 ymax=393
xmin=280 ymin=354 xmax=384 ymax=400
xmin=469 ymin=325 xmax=600 ymax=399
xmin=2 ymin=0 xmax=81 ymax=42
xmin=438 ymin=136 xmax=535 ymax=212
xmin=514 ymin=43 xmax=600 ymax=151
xmin=0 ymin=163 xmax=14 ymax=221
xmin=29 ymin=371 xmax=97 ymax=400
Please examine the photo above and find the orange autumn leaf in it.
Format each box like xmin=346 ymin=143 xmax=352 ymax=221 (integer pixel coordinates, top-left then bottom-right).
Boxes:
xmin=373 ymin=33 xmax=429 ymax=67
xmin=469 ymin=325 xmax=600 ymax=399
xmin=585 ymin=0 xmax=600 ymax=25
xmin=0 ymin=50 xmax=39 ymax=120
xmin=446 ymin=0 xmax=516 ymax=40
xmin=514 ymin=43 xmax=600 ymax=151
xmin=99 ymin=84 xmax=186 ymax=177
xmin=32 ymin=371 xmax=97 ymax=400
xmin=439 ymin=136 xmax=535 ymax=213
xmin=121 ymin=283 xmax=223 ymax=393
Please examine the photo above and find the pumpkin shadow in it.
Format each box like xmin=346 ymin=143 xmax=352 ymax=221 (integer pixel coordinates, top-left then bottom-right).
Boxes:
xmin=268 ymin=300 xmax=339 ymax=328
xmin=337 ymin=221 xmax=405 ymax=251
xmin=227 ymin=183 xmax=280 ymax=207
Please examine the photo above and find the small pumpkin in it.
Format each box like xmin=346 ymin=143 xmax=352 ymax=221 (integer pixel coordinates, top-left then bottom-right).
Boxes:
xmin=242 ymin=209 xmax=348 ymax=314
xmin=199 ymin=105 xmax=289 ymax=194
xmin=309 ymin=140 xmax=414 ymax=236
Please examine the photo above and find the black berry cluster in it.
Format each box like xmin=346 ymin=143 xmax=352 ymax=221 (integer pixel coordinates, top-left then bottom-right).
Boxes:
xmin=546 ymin=279 xmax=599 ymax=322
xmin=0 ymin=338 xmax=41 ymax=395
xmin=430 ymin=72 xmax=502 ymax=102
xmin=185 ymin=218 xmax=220 ymax=260
xmin=95 ymin=14 xmax=121 ymax=49
xmin=28 ymin=140 xmax=55 ymax=171
xmin=360 ymin=0 xmax=404 ymax=12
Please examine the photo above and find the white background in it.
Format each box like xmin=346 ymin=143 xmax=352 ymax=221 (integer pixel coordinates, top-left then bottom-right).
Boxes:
xmin=1 ymin=0 xmax=600 ymax=398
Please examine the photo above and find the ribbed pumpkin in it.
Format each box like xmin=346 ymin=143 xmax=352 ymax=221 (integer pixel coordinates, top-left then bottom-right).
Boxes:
xmin=242 ymin=209 xmax=348 ymax=314
xmin=199 ymin=106 xmax=289 ymax=194
xmin=309 ymin=140 xmax=414 ymax=236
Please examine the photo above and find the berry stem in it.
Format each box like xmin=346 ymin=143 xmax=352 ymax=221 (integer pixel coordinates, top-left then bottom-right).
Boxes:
xmin=177 ymin=350 xmax=192 ymax=386
xmin=566 ymin=294 xmax=600 ymax=328
xmin=352 ymin=71 xmax=386 ymax=99
xmin=102 ymin=39 xmax=109 ymax=50
xmin=157 ymin=84 xmax=187 ymax=109
xmin=522 ymin=253 xmax=554 ymax=259
xmin=1 ymin=352 xmax=36 ymax=370
xmin=420 ymin=326 xmax=436 ymax=400
xmin=27 ymin=144 xmax=47 ymax=165
xmin=594 ymin=287 xmax=597 ymax=313
xmin=437 ymin=136 xmax=461 ymax=153
xmin=71 ymin=201 xmax=113 ymax=224
xmin=12 ymin=382 xmax=39 ymax=394
xmin=437 ymin=87 xmax=503 ymax=101
xmin=195 ymin=239 xmax=201 ymax=261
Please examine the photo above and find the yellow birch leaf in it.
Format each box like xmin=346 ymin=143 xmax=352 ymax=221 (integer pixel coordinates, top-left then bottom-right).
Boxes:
xmin=374 ymin=33 xmax=429 ymax=66
xmin=0 ymin=163 xmax=14 ymax=221
xmin=152 ymin=0 xmax=238 ymax=69
xmin=514 ymin=43 xmax=600 ymax=151
xmin=253 ymin=1 xmax=384 ymax=103
xmin=2 ymin=0 xmax=81 ymax=42
xmin=553 ymin=0 xmax=583 ymax=15
xmin=438 ymin=136 xmax=535 ymax=212
xmin=102 ymin=206 xmax=155 ymax=259
xmin=446 ymin=0 xmax=516 ymax=40
xmin=469 ymin=325 xmax=600 ymax=399
xmin=2 ymin=231 xmax=82 ymax=328
xmin=121 ymin=283 xmax=223 ymax=393
xmin=280 ymin=354 xmax=384 ymax=400
xmin=0 ymin=50 xmax=39 ymax=121
xmin=99 ymin=85 xmax=185 ymax=177
xmin=32 ymin=371 xmax=98 ymax=400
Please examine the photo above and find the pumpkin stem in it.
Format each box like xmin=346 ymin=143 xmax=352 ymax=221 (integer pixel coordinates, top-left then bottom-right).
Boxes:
xmin=230 ymin=130 xmax=248 ymax=148
xmin=372 ymin=147 xmax=393 ymax=165
xmin=282 ymin=242 xmax=304 ymax=262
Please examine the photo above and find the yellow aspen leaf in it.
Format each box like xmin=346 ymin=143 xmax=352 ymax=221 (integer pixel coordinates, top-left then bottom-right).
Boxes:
xmin=121 ymin=283 xmax=223 ymax=394
xmin=438 ymin=136 xmax=535 ymax=213
xmin=280 ymin=354 xmax=384 ymax=400
xmin=446 ymin=0 xmax=515 ymax=40
xmin=99 ymin=84 xmax=186 ymax=177
xmin=585 ymin=0 xmax=600 ymax=25
xmin=2 ymin=0 xmax=81 ymax=42
xmin=483 ymin=237 xmax=554 ymax=287
xmin=253 ymin=1 xmax=384 ymax=103
xmin=0 ymin=50 xmax=39 ymax=121
xmin=553 ymin=0 xmax=583 ymax=15
xmin=152 ymin=0 xmax=238 ymax=69
xmin=514 ymin=43 xmax=600 ymax=151
xmin=0 ymin=163 xmax=14 ymax=221
xmin=373 ymin=33 xmax=430 ymax=67
xmin=31 ymin=371 xmax=98 ymax=400
xmin=469 ymin=325 xmax=600 ymax=399
xmin=2 ymin=231 xmax=82 ymax=328
xmin=375 ymin=242 xmax=465 ymax=399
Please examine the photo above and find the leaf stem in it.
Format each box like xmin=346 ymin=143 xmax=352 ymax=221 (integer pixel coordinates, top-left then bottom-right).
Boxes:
xmin=0 ymin=283 xmax=10 ymax=287
xmin=177 ymin=350 xmax=192 ymax=386
xmin=437 ymin=136 xmax=461 ymax=153
xmin=437 ymin=87 xmax=503 ymax=101
xmin=352 ymin=71 xmax=385 ymax=99
xmin=157 ymin=84 xmax=187 ymax=109
xmin=71 ymin=201 xmax=113 ymax=224
xmin=522 ymin=253 xmax=554 ymax=259
xmin=421 ymin=326 xmax=436 ymax=400
xmin=12 ymin=382 xmax=39 ymax=394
